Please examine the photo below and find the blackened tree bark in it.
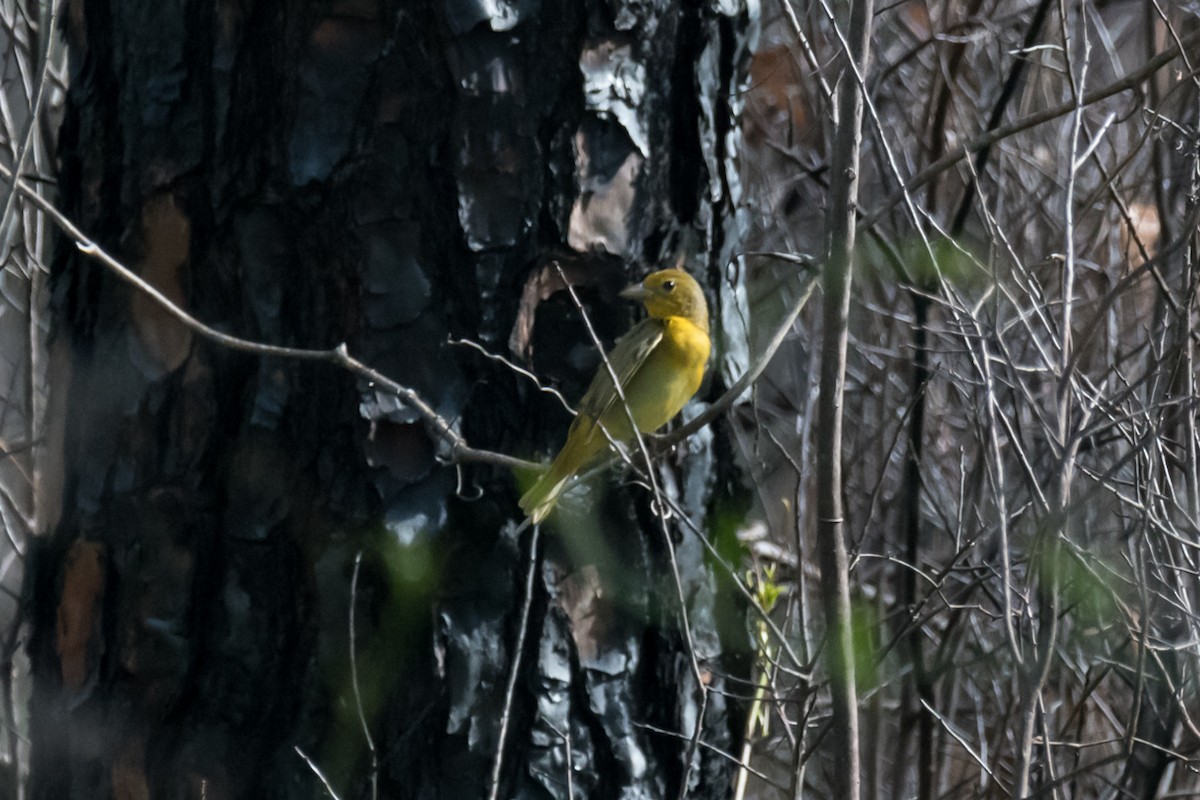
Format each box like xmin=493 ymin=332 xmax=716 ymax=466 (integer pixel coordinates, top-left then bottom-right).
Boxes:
xmin=29 ymin=2 xmax=758 ymax=799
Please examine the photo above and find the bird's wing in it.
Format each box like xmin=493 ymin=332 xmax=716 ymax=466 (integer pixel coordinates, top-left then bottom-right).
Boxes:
xmin=577 ymin=317 xmax=664 ymax=422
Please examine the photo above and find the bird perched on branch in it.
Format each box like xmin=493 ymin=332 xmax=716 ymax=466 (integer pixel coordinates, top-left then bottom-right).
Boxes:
xmin=519 ymin=268 xmax=711 ymax=523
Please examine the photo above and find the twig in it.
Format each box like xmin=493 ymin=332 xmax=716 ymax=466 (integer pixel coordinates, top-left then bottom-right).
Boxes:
xmin=919 ymin=699 xmax=1006 ymax=792
xmin=552 ymin=264 xmax=667 ymax=517
xmin=449 ymin=337 xmax=577 ymax=417
xmin=553 ymin=265 xmax=710 ymax=800
xmin=542 ymin=720 xmax=576 ymax=800
xmin=814 ymin=0 xmax=874 ymax=797
xmin=678 ymin=690 xmax=709 ymax=800
xmin=295 ymin=746 xmax=344 ymax=800
xmin=349 ymin=552 xmax=377 ymax=800
xmin=634 ymin=720 xmax=790 ymax=792
xmin=487 ymin=518 xmax=538 ymax=800
xmin=662 ymin=488 xmax=809 ymax=676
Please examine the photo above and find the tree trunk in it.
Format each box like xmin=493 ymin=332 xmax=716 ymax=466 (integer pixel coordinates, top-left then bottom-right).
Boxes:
xmin=28 ymin=3 xmax=757 ymax=799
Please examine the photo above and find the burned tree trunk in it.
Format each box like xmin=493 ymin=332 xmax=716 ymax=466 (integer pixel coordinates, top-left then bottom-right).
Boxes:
xmin=29 ymin=2 xmax=757 ymax=798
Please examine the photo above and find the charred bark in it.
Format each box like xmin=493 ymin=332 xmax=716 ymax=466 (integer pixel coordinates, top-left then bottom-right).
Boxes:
xmin=29 ymin=2 xmax=757 ymax=799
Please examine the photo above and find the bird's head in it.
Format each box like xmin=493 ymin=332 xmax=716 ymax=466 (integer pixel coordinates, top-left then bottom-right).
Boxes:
xmin=619 ymin=268 xmax=708 ymax=329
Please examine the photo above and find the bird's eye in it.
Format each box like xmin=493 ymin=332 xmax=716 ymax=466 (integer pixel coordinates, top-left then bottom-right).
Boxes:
xmin=663 ymin=280 xmax=676 ymax=292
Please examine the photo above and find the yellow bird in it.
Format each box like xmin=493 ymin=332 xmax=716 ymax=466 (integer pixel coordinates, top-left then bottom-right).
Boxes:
xmin=519 ymin=268 xmax=711 ymax=523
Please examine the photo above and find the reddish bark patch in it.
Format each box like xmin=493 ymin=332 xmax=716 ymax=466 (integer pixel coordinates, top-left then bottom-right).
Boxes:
xmin=56 ymin=540 xmax=105 ymax=692
xmin=131 ymin=192 xmax=193 ymax=372
xmin=111 ymin=734 xmax=149 ymax=800
xmin=509 ymin=260 xmax=601 ymax=360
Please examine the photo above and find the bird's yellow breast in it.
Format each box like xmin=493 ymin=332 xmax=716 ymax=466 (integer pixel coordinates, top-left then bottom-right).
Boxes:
xmin=661 ymin=315 xmax=711 ymax=392
xmin=620 ymin=315 xmax=710 ymax=434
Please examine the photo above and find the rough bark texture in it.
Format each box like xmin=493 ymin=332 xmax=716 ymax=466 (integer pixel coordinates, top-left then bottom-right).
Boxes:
xmin=28 ymin=2 xmax=757 ymax=799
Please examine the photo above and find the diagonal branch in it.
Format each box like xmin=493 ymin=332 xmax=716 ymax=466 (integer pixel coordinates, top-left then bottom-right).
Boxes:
xmin=0 ymin=159 xmax=540 ymax=473
xmin=661 ymin=254 xmax=818 ymax=448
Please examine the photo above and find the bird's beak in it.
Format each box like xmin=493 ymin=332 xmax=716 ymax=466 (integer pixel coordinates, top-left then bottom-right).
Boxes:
xmin=619 ymin=281 xmax=648 ymax=302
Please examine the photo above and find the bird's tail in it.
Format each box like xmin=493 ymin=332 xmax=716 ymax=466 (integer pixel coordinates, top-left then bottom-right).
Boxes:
xmin=518 ymin=419 xmax=605 ymax=523
xmin=518 ymin=460 xmax=573 ymax=524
